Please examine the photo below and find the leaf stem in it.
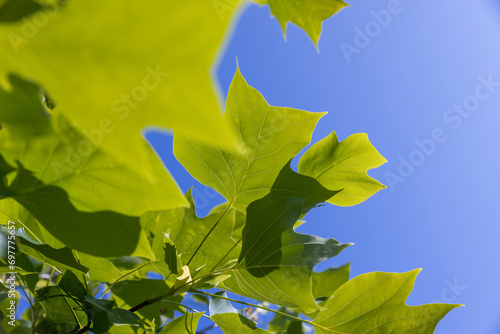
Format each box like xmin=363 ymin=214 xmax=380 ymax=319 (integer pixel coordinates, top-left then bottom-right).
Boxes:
xmin=209 ymin=237 xmax=242 ymax=272
xmin=186 ymin=205 xmax=231 ymax=269
xmin=98 ymin=259 xmax=162 ymax=299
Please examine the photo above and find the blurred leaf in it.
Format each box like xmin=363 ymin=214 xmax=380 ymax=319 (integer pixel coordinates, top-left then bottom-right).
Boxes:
xmin=0 ymin=0 xmax=243 ymax=175
xmin=0 ymin=75 xmax=187 ymax=217
xmin=0 ymin=0 xmax=45 ymax=23
xmin=254 ymin=0 xmax=347 ymax=44
xmin=5 ymin=161 xmax=150 ymax=257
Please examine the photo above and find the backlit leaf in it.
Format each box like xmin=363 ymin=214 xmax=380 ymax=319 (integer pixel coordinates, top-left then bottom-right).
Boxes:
xmin=254 ymin=0 xmax=348 ymax=44
xmin=298 ymin=131 xmax=387 ymax=206
xmin=312 ymin=270 xmax=461 ymax=333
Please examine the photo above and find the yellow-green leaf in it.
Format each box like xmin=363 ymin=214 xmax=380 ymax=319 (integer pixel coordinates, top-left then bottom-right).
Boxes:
xmin=299 ymin=131 xmax=387 ymax=206
xmin=0 ymin=0 xmax=242 ymax=175
xmin=255 ymin=0 xmax=348 ymax=44
xmin=313 ymin=270 xmax=461 ymax=333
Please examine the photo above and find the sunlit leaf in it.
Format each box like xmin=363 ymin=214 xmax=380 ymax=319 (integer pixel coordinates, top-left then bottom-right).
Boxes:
xmin=299 ymin=131 xmax=387 ymax=206
xmin=0 ymin=0 xmax=243 ymax=175
xmin=254 ymin=0 xmax=348 ymax=44
xmin=312 ymin=270 xmax=461 ymax=333
xmin=159 ymin=312 xmax=203 ymax=334
xmin=174 ymin=67 xmax=325 ymax=211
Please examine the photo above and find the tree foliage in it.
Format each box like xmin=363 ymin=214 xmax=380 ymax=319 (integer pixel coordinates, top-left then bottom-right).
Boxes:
xmin=0 ymin=1 xmax=459 ymax=333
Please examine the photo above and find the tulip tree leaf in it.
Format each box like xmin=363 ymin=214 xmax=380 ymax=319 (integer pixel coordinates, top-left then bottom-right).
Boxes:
xmin=222 ymin=163 xmax=349 ymax=313
xmin=34 ymin=286 xmax=89 ymax=334
xmin=312 ymin=264 xmax=350 ymax=301
xmin=159 ymin=312 xmax=203 ymax=334
xmin=0 ymin=0 xmax=45 ymax=23
xmin=211 ymin=313 xmax=271 ymax=334
xmin=299 ymin=131 xmax=387 ymax=207
xmin=312 ymin=270 xmax=462 ymax=333
xmin=155 ymin=190 xmax=244 ymax=277
xmin=85 ymin=296 xmax=141 ymax=326
xmin=254 ymin=0 xmax=348 ymax=44
xmin=3 ymin=161 xmax=151 ymax=257
xmin=174 ymin=67 xmax=325 ymax=212
xmin=0 ymin=75 xmax=187 ymax=217
xmin=111 ymin=279 xmax=183 ymax=327
xmin=239 ymin=162 xmax=343 ymax=273
xmin=0 ymin=0 xmax=242 ymax=175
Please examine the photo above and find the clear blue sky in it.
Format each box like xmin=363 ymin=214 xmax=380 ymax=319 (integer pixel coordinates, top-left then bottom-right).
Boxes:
xmin=147 ymin=0 xmax=500 ymax=332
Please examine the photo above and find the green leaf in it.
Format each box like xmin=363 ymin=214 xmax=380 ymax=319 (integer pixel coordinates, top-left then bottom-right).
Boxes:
xmin=268 ymin=307 xmax=303 ymax=333
xmin=254 ymin=0 xmax=348 ymax=44
xmin=76 ymin=252 xmax=123 ymax=283
xmin=111 ymin=279 xmax=182 ymax=327
xmin=312 ymin=270 xmax=461 ymax=333
xmin=0 ymin=0 xmax=242 ymax=175
xmin=7 ymin=164 xmax=149 ymax=258
xmin=298 ymin=132 xmax=387 ymax=207
xmin=0 ymin=74 xmax=50 ymax=139
xmin=239 ymin=162 xmax=344 ymax=273
xmin=211 ymin=313 xmax=271 ymax=333
xmin=155 ymin=190 xmax=243 ymax=278
xmin=58 ymin=270 xmax=88 ymax=300
xmin=0 ymin=75 xmax=187 ymax=217
xmin=85 ymin=296 xmax=141 ymax=326
xmin=0 ymin=0 xmax=45 ymax=23
xmin=34 ymin=286 xmax=89 ymax=334
xmin=18 ymin=238 xmax=88 ymax=274
xmin=312 ymin=264 xmax=350 ymax=300
xmin=223 ymin=163 xmax=349 ymax=313
xmin=174 ymin=67 xmax=325 ymax=211
xmin=159 ymin=312 xmax=203 ymax=334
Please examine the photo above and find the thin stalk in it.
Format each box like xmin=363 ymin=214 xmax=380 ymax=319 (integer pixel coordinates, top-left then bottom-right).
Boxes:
xmin=46 ymin=267 xmax=55 ymax=287
xmin=99 ymin=259 xmax=161 ymax=299
xmin=18 ymin=275 xmax=34 ymax=309
xmin=186 ymin=205 xmax=231 ymax=268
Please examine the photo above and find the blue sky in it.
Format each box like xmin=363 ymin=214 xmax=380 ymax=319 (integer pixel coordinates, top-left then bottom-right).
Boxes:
xmin=147 ymin=0 xmax=500 ymax=332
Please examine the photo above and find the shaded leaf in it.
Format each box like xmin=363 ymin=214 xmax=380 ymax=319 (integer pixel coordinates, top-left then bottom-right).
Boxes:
xmin=224 ymin=163 xmax=348 ymax=313
xmin=34 ymin=286 xmax=88 ymax=334
xmin=111 ymin=279 xmax=182 ymax=327
xmin=0 ymin=0 xmax=45 ymax=23
xmin=85 ymin=296 xmax=141 ymax=325
xmin=208 ymin=291 xmax=242 ymax=316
